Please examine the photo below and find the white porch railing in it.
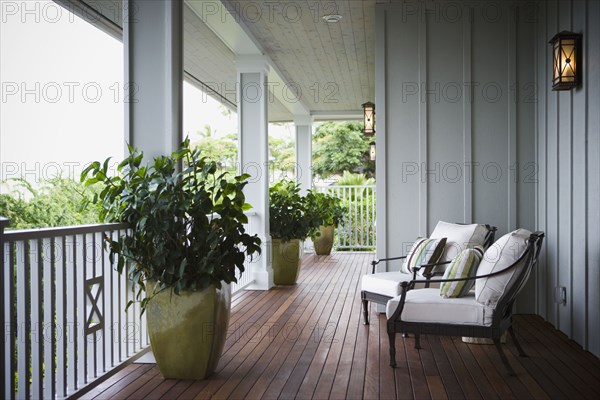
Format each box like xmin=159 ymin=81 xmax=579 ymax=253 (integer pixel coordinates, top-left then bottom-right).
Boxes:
xmin=316 ymin=185 xmax=376 ymax=250
xmin=1 ymin=220 xmax=149 ymax=400
xmin=0 ymin=215 xmax=255 ymax=400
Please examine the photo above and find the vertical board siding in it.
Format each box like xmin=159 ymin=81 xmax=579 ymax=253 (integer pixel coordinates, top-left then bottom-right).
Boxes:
xmin=536 ymin=0 xmax=600 ymax=357
xmin=377 ymin=1 xmax=536 ymax=267
xmin=571 ymin=0 xmax=588 ymax=347
xmin=516 ymin=2 xmax=538 ymax=313
xmin=587 ymin=0 xmax=600 ymax=358
xmin=535 ymin=0 xmax=549 ymax=323
xmin=426 ymin=9 xmax=464 ymax=229
xmin=557 ymin=0 xmax=574 ymax=339
xmin=376 ymin=0 xmax=599 ymax=358
xmin=545 ymin=0 xmax=560 ymax=328
xmin=463 ymin=5 xmax=473 ymax=223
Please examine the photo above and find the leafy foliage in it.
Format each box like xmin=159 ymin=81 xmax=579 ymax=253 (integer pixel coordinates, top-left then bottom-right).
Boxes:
xmin=0 ymin=178 xmax=99 ymax=229
xmin=269 ymin=180 xmax=320 ymax=242
xmin=336 ymin=171 xmax=375 ymax=187
xmin=193 ymin=129 xmax=238 ymax=173
xmin=269 ymin=135 xmax=296 ymax=174
xmin=81 ymin=139 xmax=262 ymax=313
xmin=307 ymin=191 xmax=347 ymax=228
xmin=312 ymin=121 xmax=374 ymax=178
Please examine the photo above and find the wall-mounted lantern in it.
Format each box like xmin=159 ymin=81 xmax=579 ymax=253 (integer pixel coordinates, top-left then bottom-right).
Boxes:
xmin=549 ymin=31 xmax=582 ymax=91
xmin=369 ymin=142 xmax=376 ymax=161
xmin=362 ymin=101 xmax=375 ymax=135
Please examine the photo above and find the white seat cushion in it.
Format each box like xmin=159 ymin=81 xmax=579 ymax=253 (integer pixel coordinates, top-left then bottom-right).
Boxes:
xmin=475 ymin=229 xmax=531 ymax=307
xmin=386 ymin=289 xmax=494 ymax=326
xmin=361 ymin=271 xmax=414 ymax=298
xmin=430 ymin=221 xmax=489 ymax=262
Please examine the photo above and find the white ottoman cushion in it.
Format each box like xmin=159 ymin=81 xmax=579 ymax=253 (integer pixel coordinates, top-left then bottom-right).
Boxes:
xmin=386 ymin=289 xmax=493 ymax=326
xmin=361 ymin=271 xmax=413 ymax=298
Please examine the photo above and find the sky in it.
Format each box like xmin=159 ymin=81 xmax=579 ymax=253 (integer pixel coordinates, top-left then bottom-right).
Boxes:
xmin=0 ymin=0 xmax=292 ymax=190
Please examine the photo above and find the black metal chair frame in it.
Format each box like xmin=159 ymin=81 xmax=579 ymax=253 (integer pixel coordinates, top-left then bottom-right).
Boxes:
xmin=361 ymin=224 xmax=497 ymax=325
xmin=386 ymin=231 xmax=545 ymax=376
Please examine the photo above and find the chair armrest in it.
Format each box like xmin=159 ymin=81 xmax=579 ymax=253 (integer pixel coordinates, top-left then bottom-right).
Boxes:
xmin=371 ymin=255 xmax=407 ymax=274
xmin=410 ymin=260 xmax=451 ymax=280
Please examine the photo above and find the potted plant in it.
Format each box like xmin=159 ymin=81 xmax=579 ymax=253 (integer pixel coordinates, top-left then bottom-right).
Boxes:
xmin=309 ymin=192 xmax=347 ymax=256
xmin=81 ymin=139 xmax=261 ymax=380
xmin=269 ymin=180 xmax=320 ymax=285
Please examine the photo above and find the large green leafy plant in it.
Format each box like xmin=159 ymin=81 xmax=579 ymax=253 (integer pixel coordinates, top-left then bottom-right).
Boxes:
xmin=269 ymin=180 xmax=320 ymax=242
xmin=81 ymin=139 xmax=261 ymax=312
xmin=308 ymin=192 xmax=347 ymax=228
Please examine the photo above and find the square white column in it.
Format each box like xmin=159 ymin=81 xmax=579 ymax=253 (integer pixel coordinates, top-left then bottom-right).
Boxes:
xmin=294 ymin=115 xmax=313 ymax=194
xmin=237 ymin=56 xmax=273 ymax=290
xmin=123 ymin=0 xmax=183 ymax=158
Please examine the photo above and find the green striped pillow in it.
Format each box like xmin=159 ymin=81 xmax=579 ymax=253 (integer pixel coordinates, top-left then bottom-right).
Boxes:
xmin=440 ymin=246 xmax=484 ymax=298
xmin=401 ymin=237 xmax=447 ymax=274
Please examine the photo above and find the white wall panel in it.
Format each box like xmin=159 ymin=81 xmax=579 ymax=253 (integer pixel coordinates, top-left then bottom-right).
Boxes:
xmin=377 ymin=0 xmax=600 ymax=358
xmin=534 ymin=0 xmax=600 ymax=357
xmin=377 ymin=0 xmax=536 ymax=274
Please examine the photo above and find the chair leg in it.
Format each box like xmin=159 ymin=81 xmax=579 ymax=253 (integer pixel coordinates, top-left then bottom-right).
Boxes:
xmin=388 ymin=331 xmax=397 ymax=367
xmin=508 ymin=326 xmax=527 ymax=357
xmin=493 ymin=339 xmax=516 ymax=376
xmin=362 ymin=298 xmax=369 ymax=325
xmin=414 ymin=334 xmax=421 ymax=349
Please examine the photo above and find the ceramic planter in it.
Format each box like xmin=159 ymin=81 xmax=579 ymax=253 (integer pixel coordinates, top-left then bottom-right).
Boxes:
xmin=313 ymin=225 xmax=335 ymax=255
xmin=146 ymin=283 xmax=231 ymax=379
xmin=272 ymin=238 xmax=301 ymax=285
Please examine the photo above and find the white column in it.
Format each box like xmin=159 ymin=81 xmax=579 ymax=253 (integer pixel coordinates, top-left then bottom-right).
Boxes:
xmin=294 ymin=115 xmax=313 ymax=194
xmin=237 ymin=56 xmax=273 ymax=290
xmin=123 ymin=0 xmax=183 ymax=158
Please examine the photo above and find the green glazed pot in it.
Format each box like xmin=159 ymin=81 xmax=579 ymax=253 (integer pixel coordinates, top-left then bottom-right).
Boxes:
xmin=146 ymin=283 xmax=231 ymax=379
xmin=272 ymin=238 xmax=301 ymax=285
xmin=313 ymin=225 xmax=335 ymax=255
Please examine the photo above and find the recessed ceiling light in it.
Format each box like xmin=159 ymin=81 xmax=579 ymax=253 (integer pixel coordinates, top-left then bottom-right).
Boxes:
xmin=322 ymin=14 xmax=342 ymax=23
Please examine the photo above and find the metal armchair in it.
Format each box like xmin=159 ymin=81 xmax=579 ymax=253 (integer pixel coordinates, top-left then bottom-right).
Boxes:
xmin=386 ymin=231 xmax=545 ymax=376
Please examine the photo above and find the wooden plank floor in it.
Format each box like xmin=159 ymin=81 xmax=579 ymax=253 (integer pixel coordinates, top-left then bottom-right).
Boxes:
xmin=73 ymin=252 xmax=600 ymax=400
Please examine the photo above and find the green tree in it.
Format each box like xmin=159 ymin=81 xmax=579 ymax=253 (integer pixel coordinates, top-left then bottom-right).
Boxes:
xmin=0 ymin=178 xmax=100 ymax=229
xmin=312 ymin=121 xmax=373 ymax=179
xmin=269 ymin=135 xmax=295 ymax=177
xmin=192 ymin=128 xmax=238 ymax=173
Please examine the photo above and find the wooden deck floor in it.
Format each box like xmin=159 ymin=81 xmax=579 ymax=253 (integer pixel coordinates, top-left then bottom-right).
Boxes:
xmin=74 ymin=252 xmax=600 ymax=400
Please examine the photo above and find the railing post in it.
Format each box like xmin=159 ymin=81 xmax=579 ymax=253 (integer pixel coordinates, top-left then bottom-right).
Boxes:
xmin=1 ymin=217 xmax=9 ymax=399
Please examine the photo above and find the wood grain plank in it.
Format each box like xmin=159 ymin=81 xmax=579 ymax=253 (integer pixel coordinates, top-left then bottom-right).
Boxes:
xmin=450 ymin=337 xmax=499 ymax=400
xmin=89 ymin=364 xmax=155 ymax=400
xmin=405 ymin=334 xmax=431 ymax=400
xmin=438 ymin=336 xmax=482 ymax=400
xmin=378 ymin=314 xmax=398 ymax=400
xmin=426 ymin=336 xmax=464 ymax=400
xmin=363 ymin=299 xmax=380 ymax=399
xmin=71 ymin=254 xmax=600 ymax=400
xmin=218 ymin=252 xmax=340 ymax=399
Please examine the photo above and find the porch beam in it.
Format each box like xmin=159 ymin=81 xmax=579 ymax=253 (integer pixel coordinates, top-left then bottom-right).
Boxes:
xmin=237 ymin=55 xmax=273 ymax=290
xmin=123 ymin=0 xmax=183 ymax=158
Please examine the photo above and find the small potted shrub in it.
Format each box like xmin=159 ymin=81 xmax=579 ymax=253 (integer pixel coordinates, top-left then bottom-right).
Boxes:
xmin=309 ymin=192 xmax=347 ymax=256
xmin=81 ymin=139 xmax=261 ymax=380
xmin=269 ymin=180 xmax=320 ymax=285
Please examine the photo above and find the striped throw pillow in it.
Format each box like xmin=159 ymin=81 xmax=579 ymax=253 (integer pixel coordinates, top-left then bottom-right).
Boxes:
xmin=401 ymin=237 xmax=447 ymax=274
xmin=440 ymin=246 xmax=484 ymax=298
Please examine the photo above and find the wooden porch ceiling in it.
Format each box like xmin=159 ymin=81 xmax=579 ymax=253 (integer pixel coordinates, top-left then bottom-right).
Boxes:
xmin=73 ymin=252 xmax=600 ymax=399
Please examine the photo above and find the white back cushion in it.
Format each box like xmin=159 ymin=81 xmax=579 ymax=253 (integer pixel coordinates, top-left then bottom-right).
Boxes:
xmin=429 ymin=221 xmax=489 ymax=262
xmin=475 ymin=229 xmax=532 ymax=307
